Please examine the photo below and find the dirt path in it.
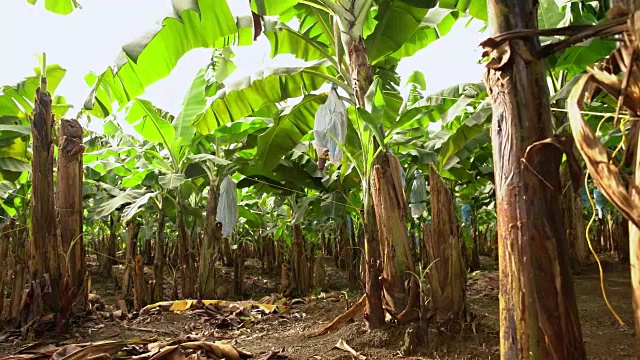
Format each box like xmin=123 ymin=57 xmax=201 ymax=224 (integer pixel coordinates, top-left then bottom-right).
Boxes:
xmin=0 ymin=255 xmax=635 ymax=359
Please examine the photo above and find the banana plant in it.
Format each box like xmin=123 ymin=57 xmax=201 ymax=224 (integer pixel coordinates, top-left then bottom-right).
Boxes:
xmin=79 ymin=0 xmax=487 ymax=325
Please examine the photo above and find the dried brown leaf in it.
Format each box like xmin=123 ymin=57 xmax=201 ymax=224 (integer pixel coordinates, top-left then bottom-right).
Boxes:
xmin=179 ymin=341 xmax=253 ymax=360
xmin=568 ymin=74 xmax=640 ymax=228
xmin=523 ymin=134 xmax=583 ymax=193
xmin=334 ymin=339 xmax=366 ymax=360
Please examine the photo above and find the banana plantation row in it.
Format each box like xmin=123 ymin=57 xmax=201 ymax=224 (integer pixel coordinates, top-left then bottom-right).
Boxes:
xmin=2 ymin=0 xmax=640 ymax=358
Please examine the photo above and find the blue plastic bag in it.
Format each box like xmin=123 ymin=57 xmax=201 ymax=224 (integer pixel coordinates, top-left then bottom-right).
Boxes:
xmin=461 ymin=204 xmax=472 ymax=225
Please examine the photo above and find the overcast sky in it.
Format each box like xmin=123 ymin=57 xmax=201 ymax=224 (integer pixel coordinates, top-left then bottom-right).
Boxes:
xmin=0 ymin=1 xmax=486 ymax=132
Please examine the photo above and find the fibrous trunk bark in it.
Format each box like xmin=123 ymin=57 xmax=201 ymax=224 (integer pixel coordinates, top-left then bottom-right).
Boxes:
xmin=427 ymin=165 xmax=467 ymax=322
xmin=363 ymin=203 xmax=385 ymax=328
xmin=29 ymin=83 xmax=60 ymax=320
xmin=372 ymin=153 xmax=418 ymax=316
xmin=485 ymin=1 xmax=586 ymax=357
xmin=200 ymin=181 xmax=220 ymax=299
xmin=0 ymin=221 xmax=12 ymax=320
xmin=176 ymin=198 xmax=195 ymax=299
xmin=346 ymin=218 xmax=359 ymax=291
xmin=263 ymin=234 xmax=275 ymax=273
xmin=56 ymin=118 xmax=86 ymax=330
xmin=625 ymin=0 xmax=640 ymax=347
xmin=291 ymin=224 xmax=309 ymax=296
xmin=470 ymin=213 xmax=481 ymax=271
xmin=121 ymin=220 xmax=140 ymax=298
xmin=233 ymin=239 xmax=245 ymax=297
xmin=133 ymin=255 xmax=147 ymax=310
xmin=561 ymin=162 xmax=587 ymax=273
xmin=152 ymin=210 xmax=165 ymax=302
xmin=348 ymin=36 xmax=385 ymax=328
xmin=98 ymin=215 xmax=118 ymax=278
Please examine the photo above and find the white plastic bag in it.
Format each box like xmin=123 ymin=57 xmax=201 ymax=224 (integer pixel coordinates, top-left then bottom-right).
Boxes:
xmin=216 ymin=176 xmax=238 ymax=237
xmin=314 ymin=85 xmax=347 ymax=166
xmin=409 ymin=171 xmax=427 ymax=218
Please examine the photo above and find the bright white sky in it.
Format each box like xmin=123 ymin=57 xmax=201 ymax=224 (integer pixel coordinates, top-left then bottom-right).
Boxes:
xmin=0 ymin=1 xmax=486 ymax=133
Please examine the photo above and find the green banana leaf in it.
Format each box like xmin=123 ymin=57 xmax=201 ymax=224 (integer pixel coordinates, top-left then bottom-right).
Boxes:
xmin=254 ymin=94 xmax=326 ymax=172
xmin=84 ymin=0 xmax=250 ymax=116
xmin=366 ymin=1 xmax=430 ymax=65
xmin=192 ymin=61 xmax=335 ymax=134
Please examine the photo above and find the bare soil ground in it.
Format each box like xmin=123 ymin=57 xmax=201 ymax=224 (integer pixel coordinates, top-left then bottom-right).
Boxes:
xmin=0 ymin=253 xmax=635 ymax=359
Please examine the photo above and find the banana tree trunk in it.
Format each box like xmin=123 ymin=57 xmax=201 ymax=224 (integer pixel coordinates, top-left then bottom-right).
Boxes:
xmin=264 ymin=234 xmax=275 ymax=273
xmin=291 ymin=224 xmax=309 ymax=296
xmin=363 ymin=204 xmax=385 ymax=328
xmin=99 ymin=214 xmax=118 ymax=278
xmin=176 ymin=196 xmax=195 ymax=299
xmin=470 ymin=212 xmax=481 ymax=271
xmin=233 ymin=238 xmax=245 ymax=297
xmin=485 ymin=0 xmax=585 ymax=357
xmin=372 ymin=153 xmax=418 ymax=316
xmin=11 ymin=220 xmax=28 ymax=324
xmin=347 ymin=36 xmax=386 ymax=328
xmin=152 ymin=210 xmax=165 ymax=302
xmin=121 ymin=220 xmax=140 ymax=298
xmin=561 ymin=162 xmax=587 ymax=273
xmin=345 ymin=218 xmax=359 ymax=291
xmin=622 ymin=0 xmax=640 ymax=349
xmin=132 ymin=254 xmax=147 ymax=310
xmin=0 ymin=222 xmax=11 ymax=321
xmin=199 ymin=181 xmax=220 ymax=299
xmin=29 ymin=84 xmax=61 ymax=319
xmin=56 ymin=118 xmax=87 ymax=330
xmin=427 ymin=165 xmax=467 ymax=322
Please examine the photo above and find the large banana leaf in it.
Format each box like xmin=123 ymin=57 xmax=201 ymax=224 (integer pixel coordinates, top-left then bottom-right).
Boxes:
xmin=386 ymin=8 xmax=460 ymax=63
xmin=263 ymin=20 xmax=333 ymax=61
xmin=410 ymin=82 xmax=485 ymax=124
xmin=251 ymin=0 xmax=300 ymax=15
xmin=287 ymin=3 xmax=335 ymax=47
xmin=212 ymin=117 xmax=271 ymax=144
xmin=549 ymin=39 xmax=615 ymax=76
xmin=84 ymin=0 xmax=250 ymax=116
xmin=239 ymin=159 xmax=325 ymax=193
xmin=365 ymin=1 xmax=430 ymax=65
xmin=0 ymin=65 xmax=67 ymax=182
xmin=439 ymin=0 xmax=487 ymax=21
xmin=26 ymin=0 xmax=81 ymax=15
xmin=538 ymin=0 xmax=564 ymax=29
xmin=192 ymin=61 xmax=335 ymax=134
xmin=0 ymin=64 xmax=67 ymax=119
xmin=92 ymin=189 xmax=152 ymax=219
xmin=173 ymin=67 xmax=208 ymax=146
xmin=254 ymin=94 xmax=325 ymax=172
xmin=126 ymin=100 xmax=175 ymax=150
xmin=436 ymin=122 xmax=487 ymax=171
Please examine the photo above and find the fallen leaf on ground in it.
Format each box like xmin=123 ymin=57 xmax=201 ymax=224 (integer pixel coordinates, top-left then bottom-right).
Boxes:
xmin=334 ymin=339 xmax=366 ymax=360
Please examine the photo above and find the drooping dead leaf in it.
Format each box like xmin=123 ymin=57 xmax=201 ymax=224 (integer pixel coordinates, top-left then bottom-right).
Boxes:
xmin=334 ymin=339 xmax=366 ymax=360
xmin=568 ymin=74 xmax=640 ymax=228
xmin=522 ymin=133 xmax=583 ymax=193
xmin=483 ymin=42 xmax=511 ymax=69
xmin=306 ymin=295 xmax=365 ymax=338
